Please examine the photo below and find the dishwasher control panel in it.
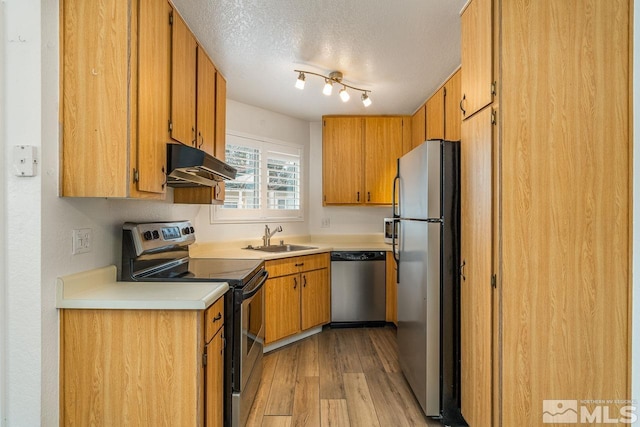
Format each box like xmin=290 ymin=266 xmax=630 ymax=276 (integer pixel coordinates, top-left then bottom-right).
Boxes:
xmin=330 ymin=251 xmax=386 ymax=261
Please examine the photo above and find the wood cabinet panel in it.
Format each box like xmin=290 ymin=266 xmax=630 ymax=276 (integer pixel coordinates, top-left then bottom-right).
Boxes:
xmin=426 ymin=88 xmax=445 ymax=140
xmin=364 ymin=117 xmax=404 ymax=204
xmin=61 ymin=309 xmax=202 ymax=425
xmin=322 ymin=117 xmax=363 ymax=204
xmin=444 ymin=69 xmax=462 ymax=141
xmin=170 ymin=12 xmax=197 ymax=145
xmin=206 ymin=327 xmax=224 ymax=427
xmin=196 ymin=47 xmax=216 ymax=156
xmin=499 ymin=1 xmax=631 ymax=423
xmin=460 ymin=106 xmax=493 ymax=427
xmin=61 ymin=0 xmax=169 ymax=198
xmin=461 ymin=0 xmax=492 ymax=119
xmin=301 ymin=268 xmax=330 ymax=330
xmin=385 ymin=252 xmax=397 ymax=325
xmin=213 ymin=72 xmax=227 ymax=203
xmin=265 ymin=275 xmax=302 ymax=343
xmin=410 ymin=105 xmax=426 ymax=151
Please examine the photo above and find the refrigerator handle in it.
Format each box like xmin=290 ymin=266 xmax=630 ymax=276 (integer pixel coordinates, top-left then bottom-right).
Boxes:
xmin=392 ymin=220 xmax=400 ymax=282
xmin=392 ymin=158 xmax=400 ymax=219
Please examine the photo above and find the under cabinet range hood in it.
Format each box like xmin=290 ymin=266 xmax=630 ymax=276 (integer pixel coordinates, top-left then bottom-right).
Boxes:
xmin=166 ymin=143 xmax=237 ymax=187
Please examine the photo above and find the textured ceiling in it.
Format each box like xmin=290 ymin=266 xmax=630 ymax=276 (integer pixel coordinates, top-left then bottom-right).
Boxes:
xmin=172 ymin=0 xmax=468 ymax=122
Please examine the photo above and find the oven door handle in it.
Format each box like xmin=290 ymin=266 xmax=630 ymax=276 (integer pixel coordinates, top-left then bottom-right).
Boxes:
xmin=242 ymin=269 xmax=269 ymax=300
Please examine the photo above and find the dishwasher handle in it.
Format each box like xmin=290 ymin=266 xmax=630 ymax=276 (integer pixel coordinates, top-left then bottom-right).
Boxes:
xmin=330 ymin=251 xmax=386 ymax=262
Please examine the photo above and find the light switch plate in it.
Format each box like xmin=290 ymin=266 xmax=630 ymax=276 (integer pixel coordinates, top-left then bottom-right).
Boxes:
xmin=72 ymin=228 xmax=92 ymax=254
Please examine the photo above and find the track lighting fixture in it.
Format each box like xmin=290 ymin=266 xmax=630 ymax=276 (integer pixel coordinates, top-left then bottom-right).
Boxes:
xmin=294 ymin=69 xmax=372 ymax=107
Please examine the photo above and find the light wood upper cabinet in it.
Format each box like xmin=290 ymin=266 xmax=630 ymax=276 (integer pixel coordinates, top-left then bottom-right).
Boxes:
xmin=444 ymin=69 xmax=462 ymax=141
xmin=323 ymin=116 xmax=405 ymax=205
xmin=196 ymin=48 xmax=216 ymax=156
xmin=411 ymin=105 xmax=426 ymax=151
xmin=426 ymin=87 xmax=445 ymax=140
xmin=265 ymin=253 xmax=330 ymax=344
xmin=322 ymin=117 xmax=363 ymax=204
xmin=61 ymin=0 xmax=170 ymax=198
xmin=364 ymin=117 xmax=404 ymax=204
xmin=460 ymin=0 xmax=492 ymax=119
xmin=170 ymin=12 xmax=197 ymax=146
xmin=425 ymin=69 xmax=461 ymax=142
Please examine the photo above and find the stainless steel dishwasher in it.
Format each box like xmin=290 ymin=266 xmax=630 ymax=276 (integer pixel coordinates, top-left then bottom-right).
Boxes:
xmin=330 ymin=251 xmax=386 ymax=325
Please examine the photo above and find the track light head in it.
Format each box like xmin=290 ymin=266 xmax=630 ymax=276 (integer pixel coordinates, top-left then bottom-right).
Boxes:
xmin=295 ymin=72 xmax=306 ymax=90
xmin=361 ymin=92 xmax=372 ymax=107
xmin=323 ymin=79 xmax=333 ymax=96
xmin=339 ymin=87 xmax=350 ymax=102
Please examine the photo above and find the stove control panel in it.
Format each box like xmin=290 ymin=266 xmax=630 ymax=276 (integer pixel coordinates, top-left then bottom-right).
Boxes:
xmin=123 ymin=221 xmax=195 ymax=256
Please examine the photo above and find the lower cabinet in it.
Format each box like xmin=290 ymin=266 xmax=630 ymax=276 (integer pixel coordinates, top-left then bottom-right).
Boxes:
xmin=385 ymin=252 xmax=398 ymax=325
xmin=60 ymin=296 xmax=225 ymax=426
xmin=264 ymin=253 xmax=330 ymax=344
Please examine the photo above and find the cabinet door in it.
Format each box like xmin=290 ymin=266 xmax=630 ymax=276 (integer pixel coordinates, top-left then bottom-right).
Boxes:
xmin=301 ymin=268 xmax=330 ymax=330
xmin=461 ymin=0 xmax=492 ymax=119
xmin=444 ymin=69 xmax=462 ymax=141
xmin=411 ymin=105 xmax=426 ymax=151
xmin=265 ymin=275 xmax=301 ymax=343
xmin=364 ymin=117 xmax=403 ymax=204
xmin=206 ymin=327 xmax=224 ymax=427
xmin=135 ymin=0 xmax=171 ymax=195
xmin=322 ymin=117 xmax=363 ymax=204
xmin=425 ymin=88 xmax=445 ymax=140
xmin=460 ymin=106 xmax=492 ymax=427
xmin=171 ymin=12 xmax=197 ymax=145
xmin=196 ymin=47 xmax=216 ymax=156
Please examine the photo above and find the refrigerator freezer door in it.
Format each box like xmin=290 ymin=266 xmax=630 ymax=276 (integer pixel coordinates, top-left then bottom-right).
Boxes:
xmin=397 ymin=219 xmax=441 ymax=416
xmin=398 ymin=141 xmax=442 ymax=220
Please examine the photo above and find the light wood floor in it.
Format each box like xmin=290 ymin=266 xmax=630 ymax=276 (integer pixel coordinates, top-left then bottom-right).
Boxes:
xmin=246 ymin=326 xmax=441 ymax=427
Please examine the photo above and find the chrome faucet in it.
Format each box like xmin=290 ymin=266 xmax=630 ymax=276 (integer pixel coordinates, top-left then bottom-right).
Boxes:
xmin=262 ymin=224 xmax=283 ymax=247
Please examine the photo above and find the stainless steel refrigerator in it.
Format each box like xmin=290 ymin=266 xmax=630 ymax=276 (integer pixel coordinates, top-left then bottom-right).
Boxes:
xmin=392 ymin=140 xmax=464 ymax=425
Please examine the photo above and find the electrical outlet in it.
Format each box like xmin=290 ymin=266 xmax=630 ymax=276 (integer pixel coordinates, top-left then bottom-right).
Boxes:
xmin=321 ymin=218 xmax=330 ymax=228
xmin=72 ymin=228 xmax=92 ymax=254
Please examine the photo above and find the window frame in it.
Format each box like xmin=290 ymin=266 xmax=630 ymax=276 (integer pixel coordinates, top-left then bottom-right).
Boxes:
xmin=210 ymin=131 xmax=304 ymax=224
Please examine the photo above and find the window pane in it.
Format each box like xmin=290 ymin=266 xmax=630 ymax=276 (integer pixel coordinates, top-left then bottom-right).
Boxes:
xmin=267 ymin=156 xmax=300 ymax=210
xmin=223 ymin=143 xmax=261 ymax=209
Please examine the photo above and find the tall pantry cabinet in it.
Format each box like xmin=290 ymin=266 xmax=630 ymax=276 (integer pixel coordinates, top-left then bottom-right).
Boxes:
xmin=459 ymin=0 xmax=632 ymax=426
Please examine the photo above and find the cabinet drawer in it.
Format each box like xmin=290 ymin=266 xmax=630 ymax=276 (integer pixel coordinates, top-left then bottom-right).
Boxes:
xmin=298 ymin=253 xmax=330 ymax=272
xmin=265 ymin=257 xmax=301 ymax=278
xmin=205 ymin=296 xmax=225 ymax=343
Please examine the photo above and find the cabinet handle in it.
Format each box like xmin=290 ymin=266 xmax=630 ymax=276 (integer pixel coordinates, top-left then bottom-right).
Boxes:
xmin=198 ymin=132 xmax=204 ymax=149
xmin=161 ymin=166 xmax=167 ymax=188
xmin=212 ymin=312 xmax=222 ymax=322
xmin=303 ymin=275 xmax=307 ymax=288
xmin=293 ymin=277 xmax=298 ymax=289
xmin=357 ymin=191 xmax=360 ymax=202
xmin=295 ymin=263 xmax=304 ymax=267
xmin=367 ymin=192 xmax=371 ymax=202
xmin=460 ymin=260 xmax=466 ymax=281
xmin=192 ymin=126 xmax=196 ymax=146
xmin=460 ymin=94 xmax=466 ymax=116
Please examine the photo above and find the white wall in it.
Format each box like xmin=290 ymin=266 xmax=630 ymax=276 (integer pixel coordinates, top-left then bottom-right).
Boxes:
xmin=0 ymin=0 xmax=6 ymax=424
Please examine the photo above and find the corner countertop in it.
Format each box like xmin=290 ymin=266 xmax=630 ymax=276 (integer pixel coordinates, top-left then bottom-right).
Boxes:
xmin=56 ymin=265 xmax=229 ymax=310
xmin=188 ymin=234 xmax=393 ymax=260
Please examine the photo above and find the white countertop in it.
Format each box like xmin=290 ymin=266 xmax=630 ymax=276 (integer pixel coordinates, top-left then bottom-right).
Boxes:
xmin=189 ymin=234 xmax=393 ymax=260
xmin=56 ymin=265 xmax=229 ymax=310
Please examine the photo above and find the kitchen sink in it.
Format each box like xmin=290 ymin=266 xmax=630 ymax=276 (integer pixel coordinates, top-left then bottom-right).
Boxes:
xmin=245 ymin=244 xmax=318 ymax=253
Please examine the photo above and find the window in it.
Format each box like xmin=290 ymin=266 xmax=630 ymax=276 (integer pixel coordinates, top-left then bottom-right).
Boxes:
xmin=212 ymin=132 xmax=303 ymax=222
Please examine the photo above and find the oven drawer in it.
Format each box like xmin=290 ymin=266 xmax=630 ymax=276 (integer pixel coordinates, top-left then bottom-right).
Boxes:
xmin=205 ymin=296 xmax=225 ymax=343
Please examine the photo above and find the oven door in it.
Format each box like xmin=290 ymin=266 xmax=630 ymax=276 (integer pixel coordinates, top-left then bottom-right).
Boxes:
xmin=240 ymin=269 xmax=267 ymax=390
